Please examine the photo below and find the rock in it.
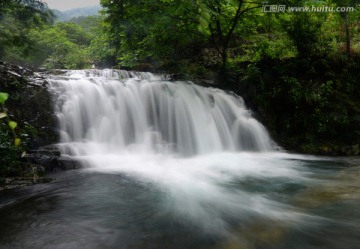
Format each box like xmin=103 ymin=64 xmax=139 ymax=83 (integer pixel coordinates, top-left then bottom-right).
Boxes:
xmin=24 ymin=148 xmax=60 ymax=173
xmin=0 ymin=60 xmax=58 ymax=148
xmin=24 ymin=145 xmax=81 ymax=173
xmin=352 ymin=144 xmax=360 ymax=155
xmin=0 ymin=177 xmax=53 ymax=191
xmin=341 ymin=144 xmax=360 ymax=156
xmin=1 ymin=61 xmax=60 ymax=179
xmin=58 ymin=157 xmax=82 ymax=170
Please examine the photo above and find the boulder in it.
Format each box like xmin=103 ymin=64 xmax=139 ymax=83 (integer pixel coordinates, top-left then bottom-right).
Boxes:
xmin=1 ymin=61 xmax=61 ymax=179
xmin=0 ymin=60 xmax=58 ymax=149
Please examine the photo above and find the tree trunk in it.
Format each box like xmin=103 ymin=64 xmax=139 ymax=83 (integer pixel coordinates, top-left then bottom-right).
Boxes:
xmin=221 ymin=47 xmax=228 ymax=71
xmin=345 ymin=13 xmax=351 ymax=57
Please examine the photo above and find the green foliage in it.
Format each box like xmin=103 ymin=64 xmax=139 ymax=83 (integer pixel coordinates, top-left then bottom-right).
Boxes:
xmin=0 ymin=0 xmax=54 ymax=64
xmin=8 ymin=121 xmax=17 ymax=130
xmin=1 ymin=0 xmax=359 ymax=70
xmin=69 ymin=15 xmax=102 ymax=34
xmin=97 ymin=0 xmax=360 ymax=71
xmin=99 ymin=0 xmax=268 ymax=69
xmin=242 ymin=54 xmax=360 ymax=152
xmin=0 ymin=125 xmax=22 ymax=176
xmin=29 ymin=22 xmax=93 ymax=69
xmin=14 ymin=138 xmax=21 ymax=147
xmin=0 ymin=93 xmax=21 ymax=146
xmin=283 ymin=13 xmax=328 ymax=56
xmin=0 ymin=92 xmax=9 ymax=105
xmin=55 ymin=22 xmax=92 ymax=46
xmin=0 ymin=1 xmax=102 ymax=69
xmin=0 ymin=92 xmax=24 ymax=176
xmin=100 ymin=0 xmax=190 ymax=66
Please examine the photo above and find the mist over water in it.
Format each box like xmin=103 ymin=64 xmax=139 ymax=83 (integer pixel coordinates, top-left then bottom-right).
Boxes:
xmin=1 ymin=70 xmax=359 ymax=249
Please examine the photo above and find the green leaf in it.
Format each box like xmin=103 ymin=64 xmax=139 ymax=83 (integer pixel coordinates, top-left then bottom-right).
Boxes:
xmin=202 ymin=12 xmax=211 ymax=22
xmin=21 ymin=151 xmax=27 ymax=158
xmin=15 ymin=138 xmax=21 ymax=147
xmin=0 ymin=112 xmax=7 ymax=119
xmin=0 ymin=92 xmax=9 ymax=105
xmin=199 ymin=17 xmax=208 ymax=29
xmin=8 ymin=121 xmax=17 ymax=130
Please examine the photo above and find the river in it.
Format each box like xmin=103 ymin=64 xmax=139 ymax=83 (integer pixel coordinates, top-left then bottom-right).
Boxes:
xmin=0 ymin=70 xmax=359 ymax=249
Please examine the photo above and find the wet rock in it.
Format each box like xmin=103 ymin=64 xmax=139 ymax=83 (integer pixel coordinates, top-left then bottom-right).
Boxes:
xmin=24 ymin=145 xmax=81 ymax=173
xmin=0 ymin=177 xmax=53 ymax=191
xmin=1 ymin=61 xmax=65 ymax=179
xmin=0 ymin=61 xmax=58 ymax=148
xmin=58 ymin=157 xmax=82 ymax=171
xmin=45 ymin=69 xmax=67 ymax=75
xmin=24 ymin=148 xmax=60 ymax=173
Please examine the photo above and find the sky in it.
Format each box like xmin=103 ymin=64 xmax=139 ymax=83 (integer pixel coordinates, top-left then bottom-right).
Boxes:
xmin=44 ymin=0 xmax=100 ymax=11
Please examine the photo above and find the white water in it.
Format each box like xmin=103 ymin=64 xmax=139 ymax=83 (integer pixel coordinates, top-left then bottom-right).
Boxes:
xmin=49 ymin=70 xmax=273 ymax=155
xmin=48 ymin=70 xmax=321 ymax=235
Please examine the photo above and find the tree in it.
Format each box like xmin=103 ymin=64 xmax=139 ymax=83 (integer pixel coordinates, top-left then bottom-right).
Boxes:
xmin=100 ymin=0 xmax=265 ymax=70
xmin=29 ymin=23 xmax=92 ymax=69
xmin=336 ymin=0 xmax=358 ymax=56
xmin=68 ymin=15 xmax=102 ymax=34
xmin=88 ymin=17 xmax=117 ymax=67
xmin=0 ymin=0 xmax=50 ymax=19
xmin=199 ymin=0 xmax=264 ymax=70
xmin=0 ymin=0 xmax=54 ymax=64
xmin=100 ymin=0 xmax=195 ymax=66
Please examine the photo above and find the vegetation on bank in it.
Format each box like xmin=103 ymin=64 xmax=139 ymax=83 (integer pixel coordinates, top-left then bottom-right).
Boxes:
xmin=239 ymin=54 xmax=360 ymax=154
xmin=0 ymin=91 xmax=23 ymax=176
xmin=0 ymin=61 xmax=58 ymax=178
xmin=1 ymin=0 xmax=360 ymax=178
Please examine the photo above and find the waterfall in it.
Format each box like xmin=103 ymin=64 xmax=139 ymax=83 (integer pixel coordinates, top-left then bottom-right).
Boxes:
xmin=50 ymin=70 xmax=273 ymax=156
xmin=10 ymin=69 xmax=338 ymax=244
xmin=48 ymin=70 xmax=274 ymax=156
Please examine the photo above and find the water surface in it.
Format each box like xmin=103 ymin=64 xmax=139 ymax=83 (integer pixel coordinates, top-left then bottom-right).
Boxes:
xmin=1 ymin=154 xmax=359 ymax=249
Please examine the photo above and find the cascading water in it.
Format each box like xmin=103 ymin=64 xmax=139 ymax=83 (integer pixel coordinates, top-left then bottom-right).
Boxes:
xmin=47 ymin=69 xmax=312 ymax=233
xmin=49 ymin=69 xmax=274 ymax=156
xmin=1 ymin=69 xmax=360 ymax=249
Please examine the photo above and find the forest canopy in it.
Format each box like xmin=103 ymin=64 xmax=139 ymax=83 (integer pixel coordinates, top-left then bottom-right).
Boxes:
xmin=0 ymin=0 xmax=359 ymax=71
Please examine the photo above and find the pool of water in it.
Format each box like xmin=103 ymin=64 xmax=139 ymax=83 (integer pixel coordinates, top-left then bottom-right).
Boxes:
xmin=0 ymin=152 xmax=359 ymax=249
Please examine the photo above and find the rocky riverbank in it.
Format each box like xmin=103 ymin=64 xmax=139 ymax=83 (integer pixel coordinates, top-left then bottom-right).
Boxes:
xmin=0 ymin=61 xmax=67 ymax=187
xmin=0 ymin=177 xmax=53 ymax=191
xmin=0 ymin=61 xmax=58 ymax=147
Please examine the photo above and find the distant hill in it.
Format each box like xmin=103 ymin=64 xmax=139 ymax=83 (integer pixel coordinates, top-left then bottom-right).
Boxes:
xmin=54 ymin=5 xmax=102 ymax=22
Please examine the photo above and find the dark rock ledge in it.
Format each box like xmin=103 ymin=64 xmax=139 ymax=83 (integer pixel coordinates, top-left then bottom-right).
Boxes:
xmin=0 ymin=61 xmax=81 ymax=190
xmin=0 ymin=177 xmax=53 ymax=191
